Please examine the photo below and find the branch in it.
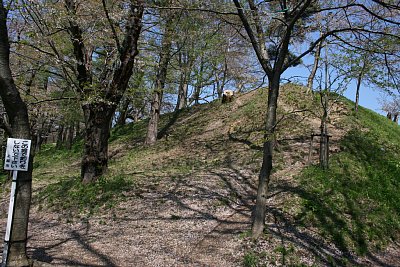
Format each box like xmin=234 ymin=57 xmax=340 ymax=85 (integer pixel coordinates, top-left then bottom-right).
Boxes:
xmin=232 ymin=0 xmax=272 ymax=74
xmin=10 ymin=40 xmax=56 ymax=57
xmin=372 ymin=0 xmax=400 ymax=10
xmin=144 ymin=4 xmax=238 ymax=16
xmin=284 ymin=27 xmax=400 ymax=73
xmin=384 ymin=53 xmax=400 ymax=92
xmin=64 ymin=0 xmax=91 ymax=90
xmin=102 ymin=0 xmax=121 ymax=53
xmin=27 ymin=97 xmax=78 ymax=106
xmin=316 ymin=3 xmax=400 ymax=25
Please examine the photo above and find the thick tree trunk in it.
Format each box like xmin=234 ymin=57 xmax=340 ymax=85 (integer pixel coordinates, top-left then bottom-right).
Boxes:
xmin=252 ymin=77 xmax=279 ymax=239
xmin=145 ymin=89 xmax=163 ymax=145
xmin=81 ymin=103 xmax=114 ymax=184
xmin=176 ymin=79 xmax=188 ymax=110
xmin=0 ymin=3 xmax=33 ymax=265
xmin=66 ymin=123 xmax=74 ymax=150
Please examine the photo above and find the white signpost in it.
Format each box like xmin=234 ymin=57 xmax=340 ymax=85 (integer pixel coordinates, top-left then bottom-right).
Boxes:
xmin=2 ymin=138 xmax=31 ymax=267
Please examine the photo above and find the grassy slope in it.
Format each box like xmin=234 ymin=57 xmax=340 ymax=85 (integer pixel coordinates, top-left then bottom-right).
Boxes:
xmin=4 ymin=84 xmax=399 ymax=264
xmin=297 ymin=104 xmax=400 ymax=256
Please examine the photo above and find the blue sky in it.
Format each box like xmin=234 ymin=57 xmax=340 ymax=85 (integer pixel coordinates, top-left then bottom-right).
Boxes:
xmin=281 ymin=59 xmax=386 ymax=117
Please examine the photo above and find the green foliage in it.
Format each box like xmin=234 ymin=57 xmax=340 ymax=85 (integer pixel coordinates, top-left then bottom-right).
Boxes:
xmin=34 ymin=142 xmax=81 ymax=170
xmin=243 ymin=252 xmax=259 ymax=267
xmin=109 ymin=119 xmax=148 ymax=143
xmin=36 ymin=175 xmax=134 ymax=217
xmin=297 ymin=106 xmax=400 ymax=255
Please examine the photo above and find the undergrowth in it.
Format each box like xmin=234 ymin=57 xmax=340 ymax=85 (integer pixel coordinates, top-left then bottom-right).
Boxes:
xmin=296 ymin=106 xmax=400 ymax=258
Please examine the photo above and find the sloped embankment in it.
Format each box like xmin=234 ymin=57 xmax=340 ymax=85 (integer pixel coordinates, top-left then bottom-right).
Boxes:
xmin=1 ymin=84 xmax=399 ymax=266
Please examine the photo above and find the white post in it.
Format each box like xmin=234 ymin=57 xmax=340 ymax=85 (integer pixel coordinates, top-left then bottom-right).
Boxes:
xmin=1 ymin=170 xmax=18 ymax=267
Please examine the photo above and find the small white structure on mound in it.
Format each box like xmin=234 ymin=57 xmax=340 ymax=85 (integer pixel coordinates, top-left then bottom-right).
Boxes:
xmin=222 ymin=90 xmax=235 ymax=103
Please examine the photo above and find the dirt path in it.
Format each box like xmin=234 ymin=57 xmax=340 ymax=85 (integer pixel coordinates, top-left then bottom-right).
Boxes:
xmin=1 ymin=168 xmax=253 ymax=266
xmin=1 ymin=165 xmax=399 ymax=266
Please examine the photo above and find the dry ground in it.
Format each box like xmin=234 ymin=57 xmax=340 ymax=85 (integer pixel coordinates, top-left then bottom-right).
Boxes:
xmin=1 ymin=165 xmax=399 ymax=266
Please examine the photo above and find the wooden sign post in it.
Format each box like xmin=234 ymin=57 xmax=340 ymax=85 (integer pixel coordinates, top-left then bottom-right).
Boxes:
xmin=1 ymin=138 xmax=31 ymax=267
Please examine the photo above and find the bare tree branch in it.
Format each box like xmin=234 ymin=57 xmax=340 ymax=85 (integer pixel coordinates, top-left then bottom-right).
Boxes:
xmin=102 ymin=0 xmax=121 ymax=53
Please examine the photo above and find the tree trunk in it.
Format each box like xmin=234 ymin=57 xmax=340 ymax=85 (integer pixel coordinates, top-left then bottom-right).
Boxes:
xmin=0 ymin=3 xmax=33 ymax=265
xmin=145 ymin=14 xmax=174 ymax=145
xmin=319 ymin=116 xmax=329 ymax=169
xmin=176 ymin=78 xmax=188 ymax=110
xmin=66 ymin=123 xmax=74 ymax=150
xmin=192 ymin=57 xmax=205 ymax=106
xmin=34 ymin=118 xmax=44 ymax=153
xmin=354 ymin=60 xmax=366 ymax=113
xmin=175 ymin=51 xmax=189 ymax=111
xmin=393 ymin=113 xmax=399 ymax=124
xmin=145 ymin=89 xmax=163 ymax=145
xmin=218 ymin=58 xmax=228 ymax=98
xmin=252 ymin=77 xmax=279 ymax=239
xmin=81 ymin=103 xmax=114 ymax=184
xmin=116 ymin=97 xmax=130 ymax=126
xmin=55 ymin=123 xmax=64 ymax=149
xmin=306 ymin=38 xmax=322 ymax=93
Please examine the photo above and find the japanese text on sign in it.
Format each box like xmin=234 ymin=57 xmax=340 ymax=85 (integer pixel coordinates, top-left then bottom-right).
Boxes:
xmin=4 ymin=138 xmax=31 ymax=171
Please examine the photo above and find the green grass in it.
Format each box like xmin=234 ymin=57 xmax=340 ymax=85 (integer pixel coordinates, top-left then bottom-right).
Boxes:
xmin=243 ymin=252 xmax=260 ymax=267
xmin=36 ymin=174 xmax=134 ymax=217
xmin=34 ymin=143 xmax=81 ymax=170
xmin=296 ymin=106 xmax=400 ymax=256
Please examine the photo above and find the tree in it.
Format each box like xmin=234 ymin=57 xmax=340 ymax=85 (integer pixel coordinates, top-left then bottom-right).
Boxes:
xmin=381 ymin=95 xmax=400 ymax=123
xmin=19 ymin=0 xmax=145 ymax=183
xmin=232 ymin=0 xmax=400 ymax=239
xmin=145 ymin=1 xmax=176 ymax=145
xmin=232 ymin=0 xmax=320 ymax=239
xmin=315 ymin=40 xmax=349 ymax=169
xmin=62 ymin=0 xmax=145 ymax=183
xmin=0 ymin=1 xmax=33 ymax=265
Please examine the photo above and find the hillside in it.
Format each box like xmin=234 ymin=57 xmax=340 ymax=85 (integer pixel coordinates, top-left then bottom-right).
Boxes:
xmin=1 ymin=84 xmax=400 ymax=266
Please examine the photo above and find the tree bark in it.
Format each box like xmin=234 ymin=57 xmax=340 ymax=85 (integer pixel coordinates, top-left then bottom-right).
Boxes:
xmin=393 ymin=113 xmax=399 ymax=123
xmin=252 ymin=77 xmax=279 ymax=239
xmin=0 ymin=2 xmax=33 ymax=265
xmin=81 ymin=103 xmax=114 ymax=184
xmin=66 ymin=123 xmax=74 ymax=150
xmin=145 ymin=13 xmax=174 ymax=145
xmin=354 ymin=60 xmax=366 ymax=113
xmin=175 ymin=50 xmax=190 ymax=111
xmin=319 ymin=109 xmax=329 ymax=169
xmin=307 ymin=36 xmax=322 ymax=93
